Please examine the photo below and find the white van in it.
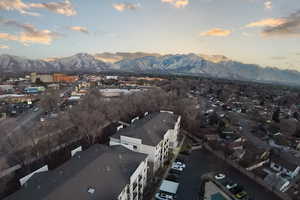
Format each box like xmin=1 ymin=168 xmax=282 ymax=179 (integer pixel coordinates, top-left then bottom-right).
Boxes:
xmin=155 ymin=180 xmax=179 ymax=200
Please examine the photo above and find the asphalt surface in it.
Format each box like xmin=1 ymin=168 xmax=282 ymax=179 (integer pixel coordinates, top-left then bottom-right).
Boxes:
xmin=175 ymin=149 xmax=281 ymax=200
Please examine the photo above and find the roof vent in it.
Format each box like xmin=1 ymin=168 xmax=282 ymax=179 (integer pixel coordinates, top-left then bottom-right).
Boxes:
xmin=87 ymin=187 xmax=95 ymax=195
xmin=106 ymin=166 xmax=111 ymax=172
xmin=118 ymin=154 xmax=123 ymax=160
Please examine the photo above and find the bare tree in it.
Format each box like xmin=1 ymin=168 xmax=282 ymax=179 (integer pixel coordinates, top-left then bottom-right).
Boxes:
xmin=69 ymin=103 xmax=106 ymax=145
xmin=39 ymin=89 xmax=60 ymax=113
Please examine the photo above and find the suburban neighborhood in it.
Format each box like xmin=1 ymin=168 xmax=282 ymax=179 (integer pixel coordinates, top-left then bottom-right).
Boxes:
xmin=0 ymin=72 xmax=300 ymax=200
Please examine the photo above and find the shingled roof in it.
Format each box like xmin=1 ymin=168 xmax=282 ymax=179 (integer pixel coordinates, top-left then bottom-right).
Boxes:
xmin=5 ymin=145 xmax=147 ymax=200
xmin=112 ymin=112 xmax=178 ymax=146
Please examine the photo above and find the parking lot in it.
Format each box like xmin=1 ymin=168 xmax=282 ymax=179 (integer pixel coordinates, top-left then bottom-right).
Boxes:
xmin=169 ymin=148 xmax=281 ymax=200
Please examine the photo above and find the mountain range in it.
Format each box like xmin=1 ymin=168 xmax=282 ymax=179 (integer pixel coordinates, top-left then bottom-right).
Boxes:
xmin=0 ymin=52 xmax=299 ymax=86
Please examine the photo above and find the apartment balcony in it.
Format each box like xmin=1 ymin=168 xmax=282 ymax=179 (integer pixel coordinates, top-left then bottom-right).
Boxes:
xmin=133 ymin=191 xmax=138 ymax=200
xmin=138 ymin=175 xmax=143 ymax=182
xmin=132 ymin=182 xmax=138 ymax=192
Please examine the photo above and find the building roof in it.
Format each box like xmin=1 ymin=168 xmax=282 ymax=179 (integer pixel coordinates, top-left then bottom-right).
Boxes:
xmin=112 ymin=112 xmax=178 ymax=146
xmin=270 ymin=154 xmax=299 ymax=171
xmin=160 ymin=180 xmax=179 ymax=194
xmin=5 ymin=145 xmax=147 ymax=200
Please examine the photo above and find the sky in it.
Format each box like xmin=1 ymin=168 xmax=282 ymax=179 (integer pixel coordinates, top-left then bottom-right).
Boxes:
xmin=0 ymin=0 xmax=300 ymax=70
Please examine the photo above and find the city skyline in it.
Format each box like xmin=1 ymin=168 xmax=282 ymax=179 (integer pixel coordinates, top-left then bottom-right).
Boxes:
xmin=0 ymin=0 xmax=300 ymax=70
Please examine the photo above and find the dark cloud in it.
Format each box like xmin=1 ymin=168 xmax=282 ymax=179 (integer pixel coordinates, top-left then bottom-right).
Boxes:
xmin=262 ymin=10 xmax=300 ymax=37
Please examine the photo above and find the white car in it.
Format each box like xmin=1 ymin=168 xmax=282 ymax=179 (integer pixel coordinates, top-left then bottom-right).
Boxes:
xmin=171 ymin=165 xmax=184 ymax=171
xmin=226 ymin=183 xmax=238 ymax=190
xmin=155 ymin=193 xmax=174 ymax=200
xmin=214 ymin=173 xmax=226 ymax=180
xmin=173 ymin=161 xmax=186 ymax=168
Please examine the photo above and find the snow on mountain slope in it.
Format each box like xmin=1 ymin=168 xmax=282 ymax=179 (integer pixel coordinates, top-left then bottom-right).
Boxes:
xmin=1 ymin=53 xmax=300 ymax=86
xmin=51 ymin=53 xmax=110 ymax=72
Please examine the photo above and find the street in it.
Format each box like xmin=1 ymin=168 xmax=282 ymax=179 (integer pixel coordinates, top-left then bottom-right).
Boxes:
xmin=175 ymin=148 xmax=281 ymax=200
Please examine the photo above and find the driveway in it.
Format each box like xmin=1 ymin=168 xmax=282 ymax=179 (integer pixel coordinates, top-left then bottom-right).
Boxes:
xmin=175 ymin=149 xmax=281 ymax=200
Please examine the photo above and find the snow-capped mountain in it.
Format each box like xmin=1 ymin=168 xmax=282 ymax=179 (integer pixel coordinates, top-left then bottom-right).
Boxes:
xmin=0 ymin=54 xmax=53 ymax=73
xmin=50 ymin=53 xmax=109 ymax=72
xmin=0 ymin=53 xmax=110 ymax=73
xmin=115 ymin=53 xmax=300 ymax=85
xmin=0 ymin=52 xmax=300 ymax=86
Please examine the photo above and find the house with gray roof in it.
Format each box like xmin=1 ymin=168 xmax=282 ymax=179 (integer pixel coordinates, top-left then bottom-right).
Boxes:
xmin=5 ymin=145 xmax=148 ymax=200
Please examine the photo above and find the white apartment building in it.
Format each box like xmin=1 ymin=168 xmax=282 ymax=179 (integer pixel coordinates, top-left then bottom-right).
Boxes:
xmin=110 ymin=111 xmax=181 ymax=174
xmin=5 ymin=145 xmax=148 ymax=200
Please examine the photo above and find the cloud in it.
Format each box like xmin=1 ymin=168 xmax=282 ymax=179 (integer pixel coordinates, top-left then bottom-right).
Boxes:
xmin=112 ymin=2 xmax=140 ymax=11
xmin=0 ymin=0 xmax=39 ymax=16
xmin=69 ymin=26 xmax=89 ymax=34
xmin=0 ymin=44 xmax=9 ymax=49
xmin=242 ymin=32 xmax=254 ymax=37
xmin=271 ymin=56 xmax=286 ymax=60
xmin=262 ymin=10 xmax=300 ymax=37
xmin=161 ymin=0 xmax=189 ymax=8
xmin=0 ymin=0 xmax=76 ymax=16
xmin=0 ymin=33 xmax=18 ymax=41
xmin=200 ymin=28 xmax=232 ymax=37
xmin=264 ymin=1 xmax=272 ymax=9
xmin=246 ymin=18 xmax=286 ymax=27
xmin=0 ymin=19 xmax=60 ymax=45
xmin=29 ymin=0 xmax=76 ymax=16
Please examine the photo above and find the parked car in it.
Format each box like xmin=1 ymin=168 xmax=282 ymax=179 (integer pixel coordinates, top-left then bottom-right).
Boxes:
xmin=171 ymin=165 xmax=184 ymax=172
xmin=170 ymin=169 xmax=182 ymax=175
xmin=235 ymin=191 xmax=248 ymax=199
xmin=166 ymin=174 xmax=179 ymax=182
xmin=226 ymin=182 xmax=238 ymax=190
xmin=230 ymin=185 xmax=244 ymax=195
xmin=172 ymin=161 xmax=186 ymax=169
xmin=214 ymin=173 xmax=226 ymax=180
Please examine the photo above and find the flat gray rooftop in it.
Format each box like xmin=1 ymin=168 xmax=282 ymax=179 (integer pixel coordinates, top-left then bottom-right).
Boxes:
xmin=5 ymin=145 xmax=147 ymax=200
xmin=112 ymin=112 xmax=178 ymax=146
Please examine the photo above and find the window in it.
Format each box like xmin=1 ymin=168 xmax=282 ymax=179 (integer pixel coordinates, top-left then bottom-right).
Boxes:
xmin=133 ymin=145 xmax=137 ymax=150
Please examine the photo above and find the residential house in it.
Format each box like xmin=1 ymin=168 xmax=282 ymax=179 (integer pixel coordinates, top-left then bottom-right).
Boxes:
xmin=264 ymin=173 xmax=290 ymax=192
xmin=268 ymin=157 xmax=300 ymax=179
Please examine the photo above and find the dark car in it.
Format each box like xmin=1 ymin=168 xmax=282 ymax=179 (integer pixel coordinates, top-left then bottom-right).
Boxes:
xmin=166 ymin=173 xmax=179 ymax=182
xmin=230 ymin=185 xmax=244 ymax=195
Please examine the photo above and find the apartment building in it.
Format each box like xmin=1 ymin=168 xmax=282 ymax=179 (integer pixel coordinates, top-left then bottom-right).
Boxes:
xmin=5 ymin=145 xmax=148 ymax=200
xmin=110 ymin=111 xmax=181 ymax=174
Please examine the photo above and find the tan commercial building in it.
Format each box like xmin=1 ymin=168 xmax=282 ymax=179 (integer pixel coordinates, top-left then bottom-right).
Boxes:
xmin=30 ymin=73 xmax=53 ymax=83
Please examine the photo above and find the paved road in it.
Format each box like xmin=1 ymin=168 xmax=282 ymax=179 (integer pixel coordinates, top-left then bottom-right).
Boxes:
xmin=176 ymin=149 xmax=281 ymax=200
